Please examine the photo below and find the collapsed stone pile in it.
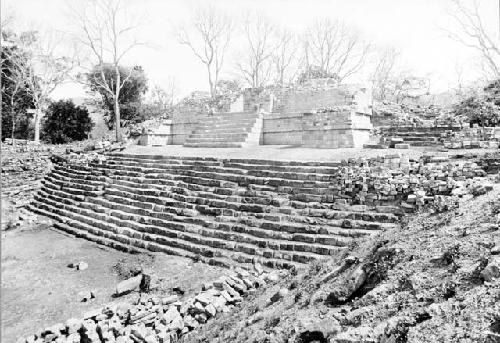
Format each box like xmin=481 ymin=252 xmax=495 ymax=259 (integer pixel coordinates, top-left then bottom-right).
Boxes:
xmin=19 ymin=265 xmax=283 ymax=343
xmin=328 ymin=154 xmax=487 ymax=210
xmin=1 ymin=140 xmax=60 ymax=188
xmin=479 ymin=151 xmax=500 ymax=173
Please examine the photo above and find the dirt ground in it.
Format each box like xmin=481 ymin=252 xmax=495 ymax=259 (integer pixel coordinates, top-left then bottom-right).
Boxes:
xmin=1 ymin=225 xmax=228 ymax=343
xmin=123 ymin=145 xmax=499 ymax=162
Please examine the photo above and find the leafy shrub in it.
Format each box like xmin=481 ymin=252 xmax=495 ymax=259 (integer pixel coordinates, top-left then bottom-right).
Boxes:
xmin=452 ymin=95 xmax=500 ymax=127
xmin=41 ymin=100 xmax=94 ymax=144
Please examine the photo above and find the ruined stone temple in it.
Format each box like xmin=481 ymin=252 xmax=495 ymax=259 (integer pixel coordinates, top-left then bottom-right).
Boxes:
xmin=140 ymin=82 xmax=373 ymax=149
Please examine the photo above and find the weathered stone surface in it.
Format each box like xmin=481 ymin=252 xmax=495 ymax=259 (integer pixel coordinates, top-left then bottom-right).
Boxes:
xmin=480 ymin=257 xmax=500 ymax=282
xmin=115 ymin=275 xmax=143 ymax=295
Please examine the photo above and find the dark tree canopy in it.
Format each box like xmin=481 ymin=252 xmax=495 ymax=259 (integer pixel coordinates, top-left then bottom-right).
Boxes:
xmin=41 ymin=100 xmax=94 ymax=144
xmin=87 ymin=64 xmax=148 ymax=129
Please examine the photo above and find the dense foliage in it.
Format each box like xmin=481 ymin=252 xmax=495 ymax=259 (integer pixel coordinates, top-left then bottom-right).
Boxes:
xmin=87 ymin=64 xmax=148 ymax=129
xmin=452 ymin=92 xmax=500 ymax=127
xmin=178 ymin=79 xmax=243 ymax=113
xmin=296 ymin=66 xmax=339 ymax=84
xmin=41 ymin=100 xmax=94 ymax=144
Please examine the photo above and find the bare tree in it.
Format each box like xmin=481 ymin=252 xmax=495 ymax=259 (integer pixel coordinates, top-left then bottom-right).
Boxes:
xmin=175 ymin=6 xmax=232 ymax=98
xmin=235 ymin=12 xmax=275 ymax=88
xmin=1 ymin=37 xmax=26 ymax=146
xmin=446 ymin=0 xmax=500 ymax=79
xmin=70 ymin=0 xmax=144 ymax=142
xmin=371 ymin=47 xmax=400 ymax=101
xmin=272 ymin=28 xmax=300 ymax=87
xmin=150 ymin=77 xmax=177 ymax=109
xmin=302 ymin=18 xmax=370 ymax=83
xmin=4 ymin=30 xmax=74 ymax=143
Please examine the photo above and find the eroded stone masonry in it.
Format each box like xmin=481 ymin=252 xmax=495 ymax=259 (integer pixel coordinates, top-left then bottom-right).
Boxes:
xmin=20 ymin=149 xmax=493 ymax=343
xmin=141 ymin=83 xmax=373 ymax=148
xmin=29 ymin=153 xmax=486 ymax=270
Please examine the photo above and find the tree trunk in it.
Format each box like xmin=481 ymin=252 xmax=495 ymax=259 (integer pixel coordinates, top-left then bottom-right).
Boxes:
xmin=207 ymin=65 xmax=215 ymax=99
xmin=34 ymin=109 xmax=41 ymax=144
xmin=11 ymin=114 xmax=15 ymax=148
xmin=114 ymin=97 xmax=121 ymax=142
xmin=10 ymin=97 xmax=16 ymax=148
xmin=115 ymin=67 xmax=122 ymax=142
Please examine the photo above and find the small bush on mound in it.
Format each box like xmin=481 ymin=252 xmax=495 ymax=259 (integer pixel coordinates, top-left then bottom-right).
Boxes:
xmin=452 ymin=95 xmax=500 ymax=127
xmin=42 ymin=100 xmax=94 ymax=144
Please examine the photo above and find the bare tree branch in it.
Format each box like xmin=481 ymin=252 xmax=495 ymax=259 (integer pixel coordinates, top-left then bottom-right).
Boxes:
xmin=234 ymin=12 xmax=275 ymax=88
xmin=174 ymin=6 xmax=232 ymax=98
xmin=302 ymin=18 xmax=370 ymax=83
xmin=445 ymin=0 xmax=500 ymax=80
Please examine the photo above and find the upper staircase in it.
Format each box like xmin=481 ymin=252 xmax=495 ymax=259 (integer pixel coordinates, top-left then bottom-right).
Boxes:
xmin=183 ymin=112 xmax=263 ymax=148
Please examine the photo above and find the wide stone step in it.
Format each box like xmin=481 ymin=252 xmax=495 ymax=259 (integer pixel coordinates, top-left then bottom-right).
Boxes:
xmin=102 ymin=159 xmax=340 ymax=182
xmin=183 ymin=142 xmax=246 ymax=148
xmin=187 ymin=133 xmax=249 ymax=140
xmin=397 ymin=136 xmax=439 ymax=142
xmin=193 ymin=127 xmax=253 ymax=135
xmin=390 ymin=132 xmax=444 ymax=138
xmin=108 ymin=154 xmax=342 ymax=168
xmin=196 ymin=116 xmax=258 ymax=125
xmin=185 ymin=136 xmax=249 ymax=144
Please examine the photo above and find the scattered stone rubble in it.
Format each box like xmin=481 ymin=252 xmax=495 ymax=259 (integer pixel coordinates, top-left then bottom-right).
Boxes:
xmin=18 ymin=265 xmax=284 ymax=343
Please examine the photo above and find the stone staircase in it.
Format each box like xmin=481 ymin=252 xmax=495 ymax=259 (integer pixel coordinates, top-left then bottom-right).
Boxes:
xmin=183 ymin=112 xmax=263 ymax=148
xmin=380 ymin=126 xmax=461 ymax=146
xmin=28 ymin=154 xmax=400 ymax=270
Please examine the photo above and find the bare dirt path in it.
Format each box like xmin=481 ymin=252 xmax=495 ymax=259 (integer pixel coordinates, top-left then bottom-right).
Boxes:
xmin=1 ymin=226 xmax=228 ymax=343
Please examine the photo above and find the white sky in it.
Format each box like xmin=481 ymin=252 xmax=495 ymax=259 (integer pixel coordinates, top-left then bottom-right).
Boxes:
xmin=2 ymin=0 xmax=500 ymax=99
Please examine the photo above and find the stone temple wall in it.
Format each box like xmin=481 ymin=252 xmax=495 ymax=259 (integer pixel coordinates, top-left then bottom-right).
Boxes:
xmin=171 ymin=106 xmax=210 ymax=145
xmin=301 ymin=108 xmax=372 ymax=148
xmin=169 ymin=84 xmax=372 ymax=148
xmin=262 ymin=86 xmax=372 ymax=147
